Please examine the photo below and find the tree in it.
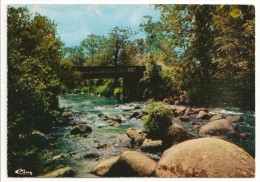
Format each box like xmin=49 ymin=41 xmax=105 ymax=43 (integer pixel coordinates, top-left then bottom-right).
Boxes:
xmin=140 ymin=15 xmax=176 ymax=65
xmin=140 ymin=16 xmax=164 ymax=52
xmin=80 ymin=34 xmax=106 ymax=65
xmin=212 ymin=5 xmax=255 ymax=108
xmin=7 ymin=7 xmax=69 ymax=176
xmin=142 ymin=5 xmax=215 ymax=104
xmin=179 ymin=5 xmax=215 ymax=104
xmin=62 ymin=46 xmax=85 ymax=66
xmin=139 ymin=59 xmax=164 ymax=99
xmin=146 ymin=4 xmax=255 ymax=108
xmin=155 ymin=5 xmax=194 ymax=59
xmin=107 ymin=26 xmax=136 ymax=66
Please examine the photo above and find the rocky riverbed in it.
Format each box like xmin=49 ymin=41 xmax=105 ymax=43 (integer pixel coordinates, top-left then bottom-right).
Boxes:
xmin=38 ymin=93 xmax=255 ymax=177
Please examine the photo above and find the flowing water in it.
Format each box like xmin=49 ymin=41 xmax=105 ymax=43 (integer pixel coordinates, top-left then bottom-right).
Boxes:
xmin=42 ymin=93 xmax=255 ymax=177
xmin=43 ymin=93 xmax=149 ymax=177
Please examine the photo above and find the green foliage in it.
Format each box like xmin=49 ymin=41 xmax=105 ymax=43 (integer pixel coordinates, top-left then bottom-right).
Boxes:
xmin=114 ymin=87 xmax=122 ymax=99
xmin=62 ymin=46 xmax=85 ymax=66
xmin=72 ymin=88 xmax=81 ymax=94
xmin=59 ymin=59 xmax=81 ymax=91
xmin=8 ymin=7 xmax=62 ymax=137
xmin=143 ymin=5 xmax=255 ymax=108
xmin=212 ymin=5 xmax=255 ymax=108
xmin=139 ymin=59 xmax=163 ymax=99
xmin=7 ymin=7 xmax=73 ymax=176
xmin=107 ymin=26 xmax=137 ymax=66
xmin=139 ymin=58 xmax=177 ymax=100
xmin=143 ymin=102 xmax=173 ymax=139
xmin=8 ymin=146 xmax=45 ymax=176
xmin=229 ymin=8 xmax=241 ymax=18
xmin=95 ymin=84 xmax=113 ymax=97
xmin=91 ymin=79 xmax=122 ymax=98
xmin=81 ymin=86 xmax=90 ymax=93
xmin=80 ymin=34 xmax=107 ymax=65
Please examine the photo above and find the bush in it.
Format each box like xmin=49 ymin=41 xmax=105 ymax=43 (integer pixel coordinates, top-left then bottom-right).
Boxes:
xmin=94 ymin=79 xmax=122 ymax=98
xmin=8 ymin=145 xmax=45 ymax=176
xmin=114 ymin=87 xmax=122 ymax=99
xmin=72 ymin=88 xmax=81 ymax=94
xmin=139 ymin=60 xmax=163 ymax=99
xmin=81 ymin=86 xmax=90 ymax=93
xmin=138 ymin=60 xmax=178 ymax=100
xmin=143 ymin=102 xmax=173 ymax=139
xmin=95 ymin=85 xmax=113 ymax=97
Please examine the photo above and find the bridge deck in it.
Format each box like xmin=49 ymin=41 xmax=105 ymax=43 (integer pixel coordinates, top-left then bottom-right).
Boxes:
xmin=76 ymin=66 xmax=146 ymax=79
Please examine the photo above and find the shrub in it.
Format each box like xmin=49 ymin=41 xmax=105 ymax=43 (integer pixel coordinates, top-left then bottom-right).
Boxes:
xmin=139 ymin=60 xmax=163 ymax=99
xmin=94 ymin=79 xmax=122 ymax=98
xmin=95 ymin=85 xmax=113 ymax=97
xmin=138 ymin=60 xmax=178 ymax=100
xmin=114 ymin=87 xmax=122 ymax=99
xmin=143 ymin=102 xmax=173 ymax=139
xmin=81 ymin=86 xmax=89 ymax=93
xmin=72 ymin=88 xmax=81 ymax=94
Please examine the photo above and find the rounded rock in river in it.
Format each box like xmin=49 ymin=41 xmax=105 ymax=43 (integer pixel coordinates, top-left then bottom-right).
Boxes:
xmin=155 ymin=138 xmax=255 ymax=177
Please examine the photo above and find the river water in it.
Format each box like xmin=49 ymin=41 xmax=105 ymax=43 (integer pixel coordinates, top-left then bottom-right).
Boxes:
xmin=42 ymin=93 xmax=255 ymax=177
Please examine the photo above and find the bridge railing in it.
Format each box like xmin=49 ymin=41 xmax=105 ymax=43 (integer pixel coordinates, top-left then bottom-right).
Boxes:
xmin=76 ymin=66 xmax=146 ymax=79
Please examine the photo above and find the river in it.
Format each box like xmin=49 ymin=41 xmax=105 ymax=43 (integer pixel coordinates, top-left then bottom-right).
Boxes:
xmin=42 ymin=93 xmax=255 ymax=177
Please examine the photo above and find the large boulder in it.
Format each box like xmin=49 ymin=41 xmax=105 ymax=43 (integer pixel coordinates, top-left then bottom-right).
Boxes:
xmin=155 ymin=138 xmax=255 ymax=177
xmin=226 ymin=115 xmax=242 ymax=123
xmin=141 ymin=139 xmax=163 ymax=153
xmin=91 ymin=156 xmax=120 ymax=177
xmin=126 ymin=127 xmax=146 ymax=146
xmin=165 ymin=124 xmax=195 ymax=146
xmin=92 ymin=151 xmax=156 ymax=177
xmin=112 ymin=151 xmax=156 ymax=177
xmin=70 ymin=124 xmax=92 ymax=135
xmin=199 ymin=119 xmax=236 ymax=135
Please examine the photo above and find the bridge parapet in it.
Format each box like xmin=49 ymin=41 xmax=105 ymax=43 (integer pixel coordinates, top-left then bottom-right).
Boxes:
xmin=76 ymin=66 xmax=146 ymax=79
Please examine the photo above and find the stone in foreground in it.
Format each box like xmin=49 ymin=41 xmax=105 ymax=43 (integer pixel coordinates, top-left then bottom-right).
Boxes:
xmin=226 ymin=115 xmax=242 ymax=123
xmin=165 ymin=124 xmax=195 ymax=146
xmin=113 ymin=151 xmax=156 ymax=177
xmin=91 ymin=156 xmax=120 ymax=177
xmin=141 ymin=139 xmax=163 ymax=153
xmin=155 ymin=138 xmax=255 ymax=177
xmin=126 ymin=127 xmax=146 ymax=146
xmin=93 ymin=151 xmax=156 ymax=177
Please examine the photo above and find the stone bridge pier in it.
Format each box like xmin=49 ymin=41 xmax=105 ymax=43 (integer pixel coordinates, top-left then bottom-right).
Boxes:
xmin=122 ymin=74 xmax=143 ymax=100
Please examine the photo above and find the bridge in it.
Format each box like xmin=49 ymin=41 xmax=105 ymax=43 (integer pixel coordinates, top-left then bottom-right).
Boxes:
xmin=76 ymin=66 xmax=146 ymax=99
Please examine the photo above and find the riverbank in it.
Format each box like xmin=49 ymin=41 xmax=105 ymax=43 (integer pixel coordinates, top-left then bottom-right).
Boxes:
xmin=38 ymin=93 xmax=255 ymax=177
